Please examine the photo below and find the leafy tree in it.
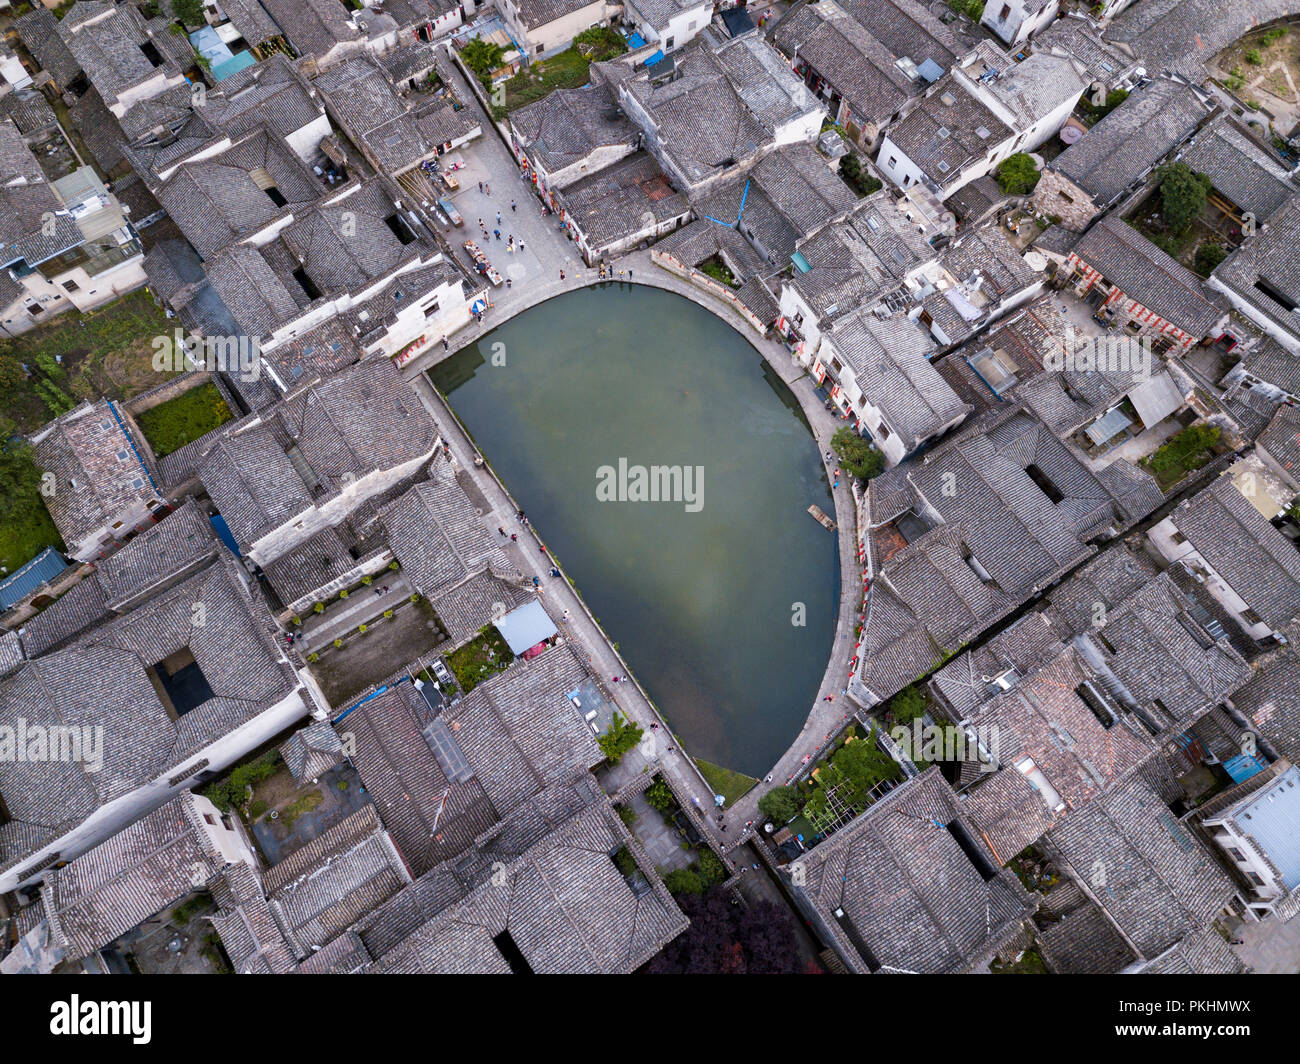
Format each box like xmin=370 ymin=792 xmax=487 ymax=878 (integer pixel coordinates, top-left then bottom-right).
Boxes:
xmin=649 ymin=888 xmax=800 ymax=974
xmin=598 ymin=710 xmax=644 ymax=764
xmin=830 ymin=426 xmax=885 ymax=480
xmin=0 ymin=355 xmax=25 ymax=390
xmin=461 ymin=38 xmax=504 ymax=86
xmin=1194 ymin=242 xmax=1227 ymax=275
xmin=697 ymin=848 xmax=727 ymax=887
xmin=645 ymin=778 xmax=676 ymax=814
xmin=886 ymin=685 xmax=927 ymax=725
xmin=832 ymin=728 xmax=899 ymax=807
xmin=1156 ymin=162 xmax=1212 ymax=235
xmin=839 ymin=153 xmax=882 ymax=197
xmin=662 ymin=867 xmax=704 ymax=895
xmin=995 ymin=153 xmax=1040 ymax=195
xmin=757 ymin=785 xmax=801 ymax=823
xmin=171 ymin=0 xmax=205 ymax=26
xmin=0 ymin=441 xmax=44 ymax=523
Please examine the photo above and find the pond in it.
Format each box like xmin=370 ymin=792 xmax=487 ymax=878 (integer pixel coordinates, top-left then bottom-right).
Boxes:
xmin=429 ymin=285 xmax=837 ymax=777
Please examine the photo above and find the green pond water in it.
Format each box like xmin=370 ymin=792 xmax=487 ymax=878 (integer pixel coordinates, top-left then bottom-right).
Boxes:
xmin=429 ymin=285 xmax=837 ymax=777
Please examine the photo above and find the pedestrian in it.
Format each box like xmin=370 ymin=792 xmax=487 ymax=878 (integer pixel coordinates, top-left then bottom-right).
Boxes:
xmin=374 ymin=587 xmax=382 ymax=597
xmin=721 ymin=824 xmax=728 ymax=832
xmin=765 ymin=774 xmax=773 ymax=783
xmin=519 ymin=240 xmax=525 ymax=252
xmin=477 ymin=218 xmax=484 ymax=229
xmin=494 ymin=229 xmax=500 ymax=240
xmin=498 ymin=526 xmax=506 ymax=536
xmin=484 ymin=182 xmax=490 ymax=195
xmin=628 ymin=269 xmax=633 ymax=279
xmin=477 ymin=181 xmax=483 ymax=194
xmin=382 ymin=585 xmax=389 ymax=594
xmin=559 ymin=269 xmax=565 ymax=280
xmin=441 ymin=336 xmax=449 ymax=351
xmin=510 ymin=199 xmax=517 ymax=213
xmin=506 ymin=277 xmax=512 ymax=288
xmin=496 ymin=211 xmax=502 ymax=225
xmin=510 ymin=533 xmax=518 ymax=542
xmin=692 ymin=796 xmax=700 ymax=807
xmin=562 ymin=609 xmax=570 ymax=621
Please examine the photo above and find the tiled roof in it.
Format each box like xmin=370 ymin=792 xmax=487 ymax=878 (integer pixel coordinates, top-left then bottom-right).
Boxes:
xmin=1046 ymin=774 xmax=1235 ymax=958
xmin=828 ymin=310 xmax=969 ymax=449
xmin=1181 ymin=112 xmax=1298 ymax=221
xmin=29 ymin=399 xmax=159 ymax=550
xmin=1170 ymin=474 xmax=1300 ymax=631
xmin=258 ymin=0 xmax=361 ymax=58
xmin=0 ymin=557 xmax=299 ymax=876
xmin=557 ymin=151 xmax=689 ymax=251
xmin=773 ymin=1 xmax=916 ymax=127
xmin=510 ymin=82 xmax=636 ymax=178
xmin=94 ymin=500 xmax=218 ymax=611
xmin=512 ymin=0 xmax=600 ymax=30
xmin=40 ymin=793 xmax=223 ymax=958
xmin=1073 ymin=214 xmax=1224 ymax=337
xmin=795 ymin=769 xmax=1034 ymax=973
xmin=835 ymin=0 xmax=959 ymax=71
xmin=883 ymin=74 xmax=1011 ymax=185
xmin=1213 ymin=191 xmax=1300 ymax=346
xmin=16 ymin=7 xmax=81 ymax=87
xmin=278 ymin=720 xmax=345 ymax=782
xmin=1053 ymin=78 xmax=1208 ymax=208
xmin=313 ymin=56 xmax=433 ymax=174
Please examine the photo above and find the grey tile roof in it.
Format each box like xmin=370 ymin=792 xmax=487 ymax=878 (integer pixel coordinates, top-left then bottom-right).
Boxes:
xmin=1053 ymin=78 xmax=1208 ymax=208
xmin=53 ymin=1 xmax=181 ymax=106
xmin=883 ymin=74 xmax=1011 ymax=185
xmin=1170 ymin=474 xmax=1300 ymax=631
xmin=339 ymin=683 xmax=499 ymax=875
xmin=1213 ymin=191 xmax=1300 ymax=346
xmin=1180 ymin=112 xmax=1298 ymax=221
xmin=200 ymin=359 xmax=436 ymax=549
xmin=1073 ymin=214 xmax=1224 ymax=337
xmin=510 ymin=82 xmax=636 ymax=179
xmin=0 ymin=89 xmax=58 ymax=138
xmin=19 ymin=574 xmax=110 ymax=659
xmin=794 ymin=768 xmax=1034 ymax=973
xmin=788 ymin=192 xmax=935 ymax=318
xmin=379 ymin=460 xmax=525 ymax=638
xmin=258 ymin=0 xmax=361 ymax=59
xmin=204 ymin=55 xmax=324 ymax=143
xmin=0 ymin=557 xmax=298 ymax=877
xmin=94 ymin=500 xmax=218 ymax=611
xmin=557 ymin=151 xmax=689 ymax=251
xmin=16 ymin=7 xmax=81 ymax=87
xmin=369 ymin=798 xmax=687 ymax=974
xmin=1257 ymin=403 xmax=1300 ymax=480
xmin=773 ymin=1 xmax=917 ymax=127
xmin=260 ymin=804 xmax=410 ymax=957
xmin=208 ymin=861 xmax=298 ymax=974
xmin=620 ymin=44 xmax=771 ymax=187
xmin=40 ymin=792 xmax=224 ymax=958
xmin=1037 ymin=895 xmax=1137 ymax=973
xmin=278 ymin=719 xmax=345 ymax=782
xmin=512 ymin=0 xmax=600 ymax=30
xmin=1045 ymin=542 xmax=1158 ymax=637
xmin=29 ymin=399 xmax=161 ymax=551
xmin=1232 ymin=337 xmax=1300 ymax=398
xmin=215 ymin=0 xmax=282 ymax=48
xmin=1046 ymin=774 xmax=1235 ymax=958
xmin=154 ymin=128 xmax=324 ymax=259
xmin=834 ymin=0 xmax=959 ymax=70
xmin=698 ymin=142 xmax=858 ymax=264
xmin=313 ymin=56 xmax=433 ymax=173
xmin=1231 ymin=631 xmax=1300 ymax=767
xmin=828 ymin=310 xmax=969 ymax=449
xmin=1033 ymin=17 xmax=1139 ymax=89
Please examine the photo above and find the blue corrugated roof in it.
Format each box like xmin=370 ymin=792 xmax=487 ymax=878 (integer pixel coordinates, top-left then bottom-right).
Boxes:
xmin=1236 ymin=764 xmax=1300 ymax=890
xmin=0 ymin=546 xmax=69 ymax=609
xmin=495 ymin=599 xmax=557 ymax=655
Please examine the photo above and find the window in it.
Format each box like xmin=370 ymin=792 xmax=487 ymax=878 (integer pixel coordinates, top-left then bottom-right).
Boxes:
xmin=666 ymin=37 xmax=674 ymax=48
xmin=1170 ymin=529 xmax=1187 ymax=545
xmin=62 ymin=279 xmax=80 ymax=292
xmin=1076 ymin=682 xmax=1117 ymax=729
xmin=424 ymin=301 xmax=441 ymax=318
xmin=1248 ymin=871 xmax=1266 ymax=887
xmin=1227 ymin=846 xmax=1246 ymax=862
xmin=999 ymin=3 xmax=1010 ymax=16
xmin=888 ymin=156 xmax=897 ymax=168
xmin=1241 ymin=608 xmax=1264 ymax=626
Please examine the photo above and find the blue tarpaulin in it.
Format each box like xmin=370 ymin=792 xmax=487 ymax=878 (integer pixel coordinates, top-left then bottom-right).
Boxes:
xmin=209 ymin=514 xmax=242 ymax=557
xmin=643 ymin=49 xmax=664 ymax=66
xmin=495 ymin=599 xmax=557 ymax=655
xmin=627 ymin=32 xmax=646 ymax=48
xmin=0 ymin=546 xmax=69 ymax=609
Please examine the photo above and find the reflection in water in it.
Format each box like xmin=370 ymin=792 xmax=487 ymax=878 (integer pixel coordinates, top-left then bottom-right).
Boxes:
xmin=430 ymin=286 xmax=837 ymax=777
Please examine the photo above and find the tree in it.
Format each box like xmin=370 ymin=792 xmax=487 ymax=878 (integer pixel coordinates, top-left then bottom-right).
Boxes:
xmin=0 ymin=441 xmax=43 ymax=523
xmin=1194 ymin=242 xmax=1227 ymax=276
xmin=649 ymin=888 xmax=800 ymax=974
xmin=0 ymin=355 xmax=25 ymax=390
xmin=1156 ymin=162 xmax=1212 ymax=235
xmin=830 ymin=426 xmax=885 ymax=480
xmin=757 ymin=785 xmax=801 ymax=824
xmin=170 ymin=0 xmax=205 ymax=26
xmin=995 ymin=153 xmax=1040 ymax=195
xmin=461 ymin=38 xmax=504 ymax=86
xmin=598 ymin=710 xmax=644 ymax=764
xmin=886 ymin=685 xmax=927 ymax=725
xmin=662 ymin=867 xmax=704 ymax=896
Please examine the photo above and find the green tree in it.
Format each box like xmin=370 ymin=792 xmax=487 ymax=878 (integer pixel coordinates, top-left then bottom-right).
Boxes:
xmin=995 ymin=153 xmax=1040 ymax=195
xmin=598 ymin=710 xmax=644 ymax=764
xmin=645 ymin=778 xmax=676 ymax=814
xmin=832 ymin=728 xmax=899 ymax=807
xmin=830 ymin=426 xmax=886 ymax=480
xmin=696 ymin=849 xmax=726 ymax=887
xmin=461 ymin=38 xmax=504 ymax=86
xmin=1194 ymin=242 xmax=1227 ymax=276
xmin=663 ymin=867 xmax=704 ymax=895
xmin=886 ymin=685 xmax=927 ymax=725
xmin=757 ymin=785 xmax=801 ymax=823
xmin=1156 ymin=162 xmax=1212 ymax=235
xmin=171 ymin=0 xmax=205 ymax=26
xmin=0 ymin=355 xmax=25 ymax=390
xmin=0 ymin=441 xmax=44 ymax=523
